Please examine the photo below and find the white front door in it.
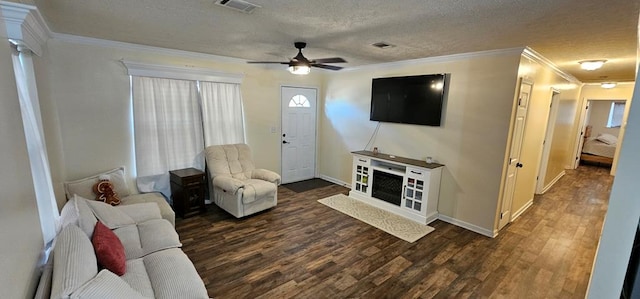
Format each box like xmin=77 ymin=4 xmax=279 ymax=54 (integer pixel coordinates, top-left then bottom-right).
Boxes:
xmin=281 ymin=86 xmax=317 ymax=184
xmin=499 ymin=79 xmax=533 ymax=230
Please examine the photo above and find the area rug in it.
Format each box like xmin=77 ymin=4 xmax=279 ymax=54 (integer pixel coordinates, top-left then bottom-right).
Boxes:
xmin=318 ymin=194 xmax=434 ymax=243
xmin=283 ymin=178 xmax=334 ymax=193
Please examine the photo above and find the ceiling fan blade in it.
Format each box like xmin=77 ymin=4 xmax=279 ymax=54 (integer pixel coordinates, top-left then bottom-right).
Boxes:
xmin=312 ymin=57 xmax=347 ymax=64
xmin=311 ymin=64 xmax=343 ymax=71
xmin=247 ymin=61 xmax=289 ymax=64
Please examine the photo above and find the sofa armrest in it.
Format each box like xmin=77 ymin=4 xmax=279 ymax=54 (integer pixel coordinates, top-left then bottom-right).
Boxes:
xmin=251 ymin=169 xmax=281 ymax=185
xmin=213 ymin=176 xmax=245 ymax=194
xmin=115 ymin=202 xmax=162 ymax=223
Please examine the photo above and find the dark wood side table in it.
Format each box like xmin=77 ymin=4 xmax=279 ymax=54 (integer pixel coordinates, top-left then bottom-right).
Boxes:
xmin=169 ymin=168 xmax=206 ymax=218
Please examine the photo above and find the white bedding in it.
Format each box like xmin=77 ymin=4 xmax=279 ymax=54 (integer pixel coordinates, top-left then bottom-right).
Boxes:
xmin=582 ymin=137 xmax=616 ymax=158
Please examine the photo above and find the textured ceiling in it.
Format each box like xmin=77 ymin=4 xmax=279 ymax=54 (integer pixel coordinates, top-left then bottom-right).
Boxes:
xmin=32 ymin=0 xmax=639 ymax=83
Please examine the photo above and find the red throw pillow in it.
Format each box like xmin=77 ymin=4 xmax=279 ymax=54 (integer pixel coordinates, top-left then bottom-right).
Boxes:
xmin=92 ymin=221 xmax=126 ymax=275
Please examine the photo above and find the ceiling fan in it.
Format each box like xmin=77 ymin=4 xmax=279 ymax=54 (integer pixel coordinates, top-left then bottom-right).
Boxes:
xmin=247 ymin=42 xmax=347 ymax=74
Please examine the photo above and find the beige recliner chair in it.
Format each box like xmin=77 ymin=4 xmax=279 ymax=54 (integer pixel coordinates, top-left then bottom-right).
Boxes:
xmin=205 ymin=144 xmax=281 ymax=218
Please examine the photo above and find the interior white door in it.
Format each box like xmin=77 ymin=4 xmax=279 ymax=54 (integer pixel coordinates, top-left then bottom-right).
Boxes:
xmin=499 ymin=79 xmax=533 ymax=230
xmin=281 ymin=86 xmax=317 ymax=184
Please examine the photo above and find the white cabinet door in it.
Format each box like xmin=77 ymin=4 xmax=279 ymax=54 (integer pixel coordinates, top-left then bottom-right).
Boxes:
xmin=403 ymin=167 xmax=430 ymax=214
xmin=352 ymin=157 xmax=370 ymax=195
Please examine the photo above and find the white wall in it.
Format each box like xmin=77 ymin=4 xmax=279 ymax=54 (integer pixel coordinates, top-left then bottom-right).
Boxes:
xmin=588 ymin=100 xmax=621 ymax=137
xmin=587 ymin=72 xmax=640 ymax=298
xmin=0 ymin=25 xmax=45 ymax=299
xmin=510 ymin=55 xmax=580 ymax=217
xmin=36 ymin=37 xmax=325 ymax=208
xmin=319 ymin=50 xmax=522 ymax=235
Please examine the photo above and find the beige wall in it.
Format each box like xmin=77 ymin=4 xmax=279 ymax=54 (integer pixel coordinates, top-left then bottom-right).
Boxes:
xmin=542 ymin=93 xmax=578 ymax=187
xmin=0 ymin=28 xmax=45 ymax=298
xmin=37 ymin=38 xmax=325 ymax=207
xmin=587 ymin=101 xmax=621 ymax=137
xmin=510 ymin=55 xmax=580 ymax=217
xmin=319 ymin=50 xmax=522 ymax=234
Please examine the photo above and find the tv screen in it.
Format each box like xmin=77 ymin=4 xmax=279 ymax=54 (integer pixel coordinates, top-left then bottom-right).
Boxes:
xmin=370 ymin=74 xmax=447 ymax=126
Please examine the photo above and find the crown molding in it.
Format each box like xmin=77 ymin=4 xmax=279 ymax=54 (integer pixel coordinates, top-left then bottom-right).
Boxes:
xmin=0 ymin=1 xmax=50 ymax=56
xmin=121 ymin=60 xmax=243 ymax=83
xmin=52 ymin=32 xmax=247 ymax=64
xmin=342 ymin=47 xmax=526 ymax=72
xmin=522 ymin=47 xmax=581 ymax=84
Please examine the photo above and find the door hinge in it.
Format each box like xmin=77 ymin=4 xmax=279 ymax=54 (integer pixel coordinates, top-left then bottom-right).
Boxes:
xmin=500 ymin=212 xmax=504 ymax=219
xmin=518 ymin=98 xmax=522 ymax=106
xmin=536 ymin=176 xmax=539 ymax=180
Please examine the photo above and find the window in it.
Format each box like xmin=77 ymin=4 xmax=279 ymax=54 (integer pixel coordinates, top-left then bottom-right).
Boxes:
xmin=289 ymin=94 xmax=310 ymax=107
xmin=131 ymin=76 xmax=245 ymax=198
xmin=607 ymin=102 xmax=625 ymax=128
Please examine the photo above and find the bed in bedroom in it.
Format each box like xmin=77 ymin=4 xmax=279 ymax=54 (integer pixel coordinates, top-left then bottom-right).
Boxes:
xmin=581 ymin=128 xmax=618 ymax=166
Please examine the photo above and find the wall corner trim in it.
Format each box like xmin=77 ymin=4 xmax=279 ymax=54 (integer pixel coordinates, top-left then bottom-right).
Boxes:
xmin=0 ymin=1 xmax=50 ymax=56
xmin=522 ymin=47 xmax=581 ymax=84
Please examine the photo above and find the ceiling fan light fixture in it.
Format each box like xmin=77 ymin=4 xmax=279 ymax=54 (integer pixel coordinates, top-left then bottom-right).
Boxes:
xmin=579 ymin=60 xmax=607 ymax=71
xmin=601 ymin=82 xmax=617 ymax=89
xmin=289 ymin=65 xmax=310 ymax=75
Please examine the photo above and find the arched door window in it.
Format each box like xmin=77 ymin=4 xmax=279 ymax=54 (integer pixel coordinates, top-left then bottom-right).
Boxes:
xmin=288 ymin=95 xmax=310 ymax=107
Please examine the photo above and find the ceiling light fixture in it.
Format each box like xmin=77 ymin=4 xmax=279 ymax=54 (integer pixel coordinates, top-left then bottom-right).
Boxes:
xmin=601 ymin=82 xmax=617 ymax=89
xmin=579 ymin=60 xmax=607 ymax=71
xmin=288 ymin=65 xmax=310 ymax=75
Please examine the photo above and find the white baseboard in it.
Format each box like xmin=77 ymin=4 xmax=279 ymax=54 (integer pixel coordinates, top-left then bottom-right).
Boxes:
xmin=319 ymin=175 xmax=350 ymax=188
xmin=437 ymin=214 xmax=497 ymax=238
xmin=540 ymin=170 xmax=565 ymax=194
xmin=511 ymin=199 xmax=533 ymax=221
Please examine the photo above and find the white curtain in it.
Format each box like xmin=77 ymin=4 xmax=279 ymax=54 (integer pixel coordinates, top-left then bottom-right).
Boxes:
xmin=11 ymin=45 xmax=59 ymax=247
xmin=132 ymin=77 xmax=204 ymax=198
xmin=200 ymin=81 xmax=246 ymax=146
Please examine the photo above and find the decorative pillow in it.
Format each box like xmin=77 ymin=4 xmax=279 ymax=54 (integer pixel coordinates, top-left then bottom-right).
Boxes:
xmin=64 ymin=167 xmax=131 ymax=200
xmin=92 ymin=221 xmax=126 ymax=276
xmin=93 ymin=175 xmax=121 ymax=206
xmin=596 ymin=133 xmax=618 ymax=145
xmin=50 ymin=225 xmax=98 ymax=299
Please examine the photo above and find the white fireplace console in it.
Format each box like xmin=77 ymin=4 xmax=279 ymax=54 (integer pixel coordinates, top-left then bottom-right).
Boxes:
xmin=349 ymin=151 xmax=443 ymax=225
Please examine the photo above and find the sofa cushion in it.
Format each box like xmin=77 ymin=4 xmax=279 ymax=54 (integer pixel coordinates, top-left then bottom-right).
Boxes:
xmin=64 ymin=167 xmax=131 ymax=200
xmin=121 ymin=258 xmax=154 ymax=297
xmin=51 ymin=225 xmax=98 ymax=299
xmin=121 ymin=192 xmax=175 ymax=227
xmin=92 ymin=221 xmax=126 ymax=276
xmin=70 ymin=270 xmax=146 ymax=299
xmin=142 ymin=248 xmax=209 ymax=299
xmin=84 ymin=199 xmax=136 ymax=229
xmin=113 ymin=219 xmax=182 ymax=260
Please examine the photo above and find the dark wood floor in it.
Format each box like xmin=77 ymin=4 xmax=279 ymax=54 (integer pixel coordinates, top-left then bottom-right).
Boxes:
xmin=176 ymin=165 xmax=612 ymax=298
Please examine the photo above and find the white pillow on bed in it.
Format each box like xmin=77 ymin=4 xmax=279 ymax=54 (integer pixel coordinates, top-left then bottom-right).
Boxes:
xmin=596 ymin=133 xmax=618 ymax=145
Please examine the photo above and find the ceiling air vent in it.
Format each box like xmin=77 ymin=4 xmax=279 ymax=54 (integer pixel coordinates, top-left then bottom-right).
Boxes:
xmin=215 ymin=0 xmax=260 ymax=13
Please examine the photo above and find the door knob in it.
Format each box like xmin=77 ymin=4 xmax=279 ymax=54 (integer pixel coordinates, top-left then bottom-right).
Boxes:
xmin=282 ymin=140 xmax=289 ymax=144
xmin=516 ymin=162 xmax=523 ymax=168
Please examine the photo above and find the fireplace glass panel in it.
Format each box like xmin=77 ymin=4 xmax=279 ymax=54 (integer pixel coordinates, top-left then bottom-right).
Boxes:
xmin=372 ymin=170 xmax=402 ymax=206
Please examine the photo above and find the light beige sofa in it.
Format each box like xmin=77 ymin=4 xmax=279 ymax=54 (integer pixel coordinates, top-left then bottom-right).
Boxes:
xmin=46 ymin=195 xmax=208 ymax=299
xmin=64 ymin=167 xmax=175 ymax=226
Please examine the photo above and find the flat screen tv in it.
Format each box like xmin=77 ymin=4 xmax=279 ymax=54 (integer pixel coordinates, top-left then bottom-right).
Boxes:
xmin=370 ymin=74 xmax=447 ymax=126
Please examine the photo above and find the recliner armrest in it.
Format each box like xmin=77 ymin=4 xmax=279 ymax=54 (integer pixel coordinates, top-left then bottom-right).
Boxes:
xmin=213 ymin=176 xmax=245 ymax=194
xmin=251 ymin=169 xmax=281 ymax=185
